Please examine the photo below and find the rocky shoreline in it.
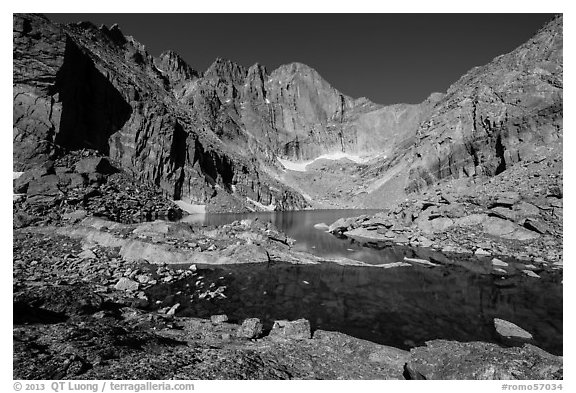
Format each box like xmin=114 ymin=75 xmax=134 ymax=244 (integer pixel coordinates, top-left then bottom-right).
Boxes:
xmin=13 ymin=150 xmax=563 ymax=380
xmin=325 ymin=145 xmax=563 ymax=278
xmin=13 ymin=223 xmax=562 ymax=380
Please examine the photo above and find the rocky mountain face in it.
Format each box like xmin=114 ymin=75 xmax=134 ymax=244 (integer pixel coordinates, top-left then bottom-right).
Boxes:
xmin=13 ymin=14 xmax=562 ymax=212
xmin=402 ymin=16 xmax=563 ymax=194
xmin=13 ymin=14 xmax=309 ymax=212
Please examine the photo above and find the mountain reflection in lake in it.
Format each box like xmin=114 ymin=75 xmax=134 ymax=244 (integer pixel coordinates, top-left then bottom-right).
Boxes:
xmin=149 ymin=261 xmax=562 ymax=355
xmin=182 ymin=209 xmax=407 ymax=263
xmin=174 ymin=210 xmax=562 ymax=355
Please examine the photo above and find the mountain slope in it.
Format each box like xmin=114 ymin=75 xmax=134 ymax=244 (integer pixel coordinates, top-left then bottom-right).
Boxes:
xmin=13 ymin=14 xmax=309 ymax=212
xmin=406 ymin=16 xmax=562 ymax=194
xmin=13 ymin=14 xmax=562 ymax=212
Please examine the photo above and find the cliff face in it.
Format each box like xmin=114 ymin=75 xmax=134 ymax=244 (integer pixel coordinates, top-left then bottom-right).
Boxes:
xmin=13 ymin=14 xmax=309 ymax=211
xmin=404 ymin=16 xmax=562 ymax=193
xmin=13 ymin=14 xmax=562 ymax=211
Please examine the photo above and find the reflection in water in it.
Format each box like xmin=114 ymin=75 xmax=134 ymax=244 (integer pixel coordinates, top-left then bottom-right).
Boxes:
xmin=182 ymin=209 xmax=407 ymax=263
xmin=174 ymin=210 xmax=562 ymax=355
xmin=149 ymin=262 xmax=562 ymax=355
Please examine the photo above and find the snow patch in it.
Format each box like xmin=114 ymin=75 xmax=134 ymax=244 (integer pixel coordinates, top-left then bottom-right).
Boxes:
xmin=246 ymin=197 xmax=276 ymax=211
xmin=173 ymin=200 xmax=206 ymax=214
xmin=13 ymin=172 xmax=24 ymax=180
xmin=278 ymin=152 xmax=371 ymax=172
xmin=265 ymin=98 xmax=271 ymax=104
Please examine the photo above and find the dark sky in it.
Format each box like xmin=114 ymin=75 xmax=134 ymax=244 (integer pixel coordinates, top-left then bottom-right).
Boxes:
xmin=48 ymin=13 xmax=555 ymax=105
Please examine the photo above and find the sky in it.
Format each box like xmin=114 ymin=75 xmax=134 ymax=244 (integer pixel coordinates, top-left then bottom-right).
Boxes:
xmin=47 ymin=13 xmax=556 ymax=105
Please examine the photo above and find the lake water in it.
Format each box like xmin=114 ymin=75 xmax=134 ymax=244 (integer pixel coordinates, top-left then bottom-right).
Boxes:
xmin=169 ymin=209 xmax=563 ymax=355
xmin=182 ymin=209 xmax=419 ymax=264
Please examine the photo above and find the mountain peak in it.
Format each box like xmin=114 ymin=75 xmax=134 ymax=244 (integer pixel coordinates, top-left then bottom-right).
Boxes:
xmin=156 ymin=50 xmax=199 ymax=82
xmin=204 ymin=57 xmax=247 ymax=82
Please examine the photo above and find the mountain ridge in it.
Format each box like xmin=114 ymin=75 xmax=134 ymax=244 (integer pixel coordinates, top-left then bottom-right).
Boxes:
xmin=13 ymin=13 xmax=562 ymax=212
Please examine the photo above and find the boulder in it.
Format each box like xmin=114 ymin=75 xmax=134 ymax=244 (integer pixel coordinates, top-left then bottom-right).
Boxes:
xmin=63 ymin=209 xmax=88 ymax=223
xmin=417 ymin=217 xmax=454 ymax=234
xmin=78 ymin=249 xmax=97 ymax=260
xmin=269 ymin=318 xmax=311 ymax=340
xmin=405 ymin=340 xmax=562 ymax=380
xmin=342 ymin=227 xmax=388 ymax=242
xmin=114 ymin=277 xmax=139 ymax=291
xmin=375 ymin=262 xmax=412 ymax=269
xmin=491 ymin=258 xmax=509 ymax=267
xmin=26 ymin=174 xmax=60 ymax=196
xmin=210 ymin=314 xmax=228 ymax=325
xmin=474 ymin=248 xmax=491 ymax=257
xmin=313 ymin=222 xmax=329 ymax=231
xmin=491 ymin=192 xmax=522 ymax=208
xmin=514 ymin=201 xmax=541 ymax=217
xmin=454 ymin=214 xmax=488 ymax=227
xmin=328 ymin=217 xmax=359 ymax=234
xmin=523 ymin=218 xmax=549 ymax=234
xmin=403 ymin=257 xmax=439 ymax=267
xmin=237 ymin=318 xmax=263 ymax=339
xmin=494 ymin=318 xmax=534 ymax=345
xmin=75 ymin=157 xmax=116 ymax=175
xmin=489 ymin=207 xmax=517 ymax=221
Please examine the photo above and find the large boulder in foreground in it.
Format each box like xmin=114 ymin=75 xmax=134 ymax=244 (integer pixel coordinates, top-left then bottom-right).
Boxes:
xmin=269 ymin=318 xmax=311 ymax=340
xmin=405 ymin=340 xmax=562 ymax=380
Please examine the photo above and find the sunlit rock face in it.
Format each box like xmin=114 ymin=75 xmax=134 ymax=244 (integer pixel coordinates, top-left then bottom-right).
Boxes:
xmin=12 ymin=14 xmax=308 ymax=212
xmin=13 ymin=14 xmax=562 ymax=211
xmin=404 ymin=16 xmax=562 ymax=193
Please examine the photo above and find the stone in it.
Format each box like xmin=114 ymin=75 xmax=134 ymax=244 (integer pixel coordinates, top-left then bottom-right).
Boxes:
xmin=114 ymin=277 xmax=139 ymax=291
xmin=417 ymin=217 xmax=453 ymax=234
xmin=210 ymin=314 xmax=228 ymax=324
xmin=237 ymin=318 xmax=263 ymax=339
xmin=403 ymin=257 xmax=439 ymax=267
xmin=522 ymin=270 xmax=541 ymax=279
xmin=166 ymin=303 xmax=180 ymax=316
xmin=491 ymin=258 xmax=508 ymax=267
xmin=63 ymin=209 xmax=88 ymax=222
xmin=523 ymin=218 xmax=549 ymax=234
xmin=454 ymin=214 xmax=488 ymax=227
xmin=75 ymin=157 xmax=115 ymax=175
xmin=492 ymin=192 xmax=522 ymax=207
xmin=269 ymin=318 xmax=311 ymax=340
xmin=376 ymin=262 xmax=412 ymax=269
xmin=342 ymin=227 xmax=388 ymax=242
xmin=494 ymin=318 xmax=534 ymax=344
xmin=482 ymin=217 xmax=517 ymax=237
xmin=489 ymin=207 xmax=517 ymax=221
xmin=405 ymin=340 xmax=562 ymax=380
xmin=416 ymin=236 xmax=434 ymax=248
xmin=135 ymin=274 xmax=151 ymax=284
xmin=313 ymin=222 xmax=329 ymax=230
xmin=328 ymin=217 xmax=358 ymax=234
xmin=474 ymin=248 xmax=491 ymax=257
xmin=26 ymin=174 xmax=60 ymax=196
xmin=514 ymin=201 xmax=540 ymax=217
xmin=78 ymin=249 xmax=97 ymax=260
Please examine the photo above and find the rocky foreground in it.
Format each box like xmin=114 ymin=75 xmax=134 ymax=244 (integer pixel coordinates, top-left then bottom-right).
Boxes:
xmin=13 ymin=219 xmax=562 ymax=380
xmin=13 ymin=151 xmax=562 ymax=380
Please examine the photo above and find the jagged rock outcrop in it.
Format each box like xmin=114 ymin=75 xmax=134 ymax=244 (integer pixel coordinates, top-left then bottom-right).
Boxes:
xmin=13 ymin=14 xmax=562 ymax=212
xmin=404 ymin=16 xmax=562 ymax=193
xmin=13 ymin=14 xmax=308 ymax=212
